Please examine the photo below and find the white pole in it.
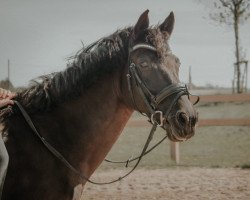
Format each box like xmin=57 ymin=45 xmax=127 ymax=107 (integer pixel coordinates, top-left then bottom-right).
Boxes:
xmin=8 ymin=59 xmax=10 ymax=89
xmin=170 ymin=141 xmax=180 ymax=164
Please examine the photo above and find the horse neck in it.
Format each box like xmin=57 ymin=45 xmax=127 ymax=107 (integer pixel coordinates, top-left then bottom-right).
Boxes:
xmin=43 ymin=72 xmax=133 ymax=184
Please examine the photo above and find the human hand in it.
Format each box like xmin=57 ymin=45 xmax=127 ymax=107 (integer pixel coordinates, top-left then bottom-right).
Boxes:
xmin=0 ymin=88 xmax=16 ymax=108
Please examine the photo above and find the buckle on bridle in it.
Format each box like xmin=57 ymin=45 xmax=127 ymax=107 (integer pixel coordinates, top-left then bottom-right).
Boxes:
xmin=151 ymin=111 xmax=164 ymax=127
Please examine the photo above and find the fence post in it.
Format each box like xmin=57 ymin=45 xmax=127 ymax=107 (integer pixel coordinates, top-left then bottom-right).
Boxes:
xmin=170 ymin=141 xmax=179 ymax=164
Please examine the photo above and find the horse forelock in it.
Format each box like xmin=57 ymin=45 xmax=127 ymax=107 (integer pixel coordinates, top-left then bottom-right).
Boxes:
xmin=146 ymin=27 xmax=171 ymax=58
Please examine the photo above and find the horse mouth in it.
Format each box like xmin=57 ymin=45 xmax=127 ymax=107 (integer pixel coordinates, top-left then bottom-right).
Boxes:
xmin=163 ymin=121 xmax=195 ymax=142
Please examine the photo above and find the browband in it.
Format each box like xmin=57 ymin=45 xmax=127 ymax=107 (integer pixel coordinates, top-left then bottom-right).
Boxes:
xmin=131 ymin=44 xmax=157 ymax=52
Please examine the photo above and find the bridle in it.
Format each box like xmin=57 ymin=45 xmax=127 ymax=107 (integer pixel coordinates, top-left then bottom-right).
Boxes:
xmin=104 ymin=43 xmax=199 ymax=165
xmin=126 ymin=43 xmax=199 ymax=127
xmin=104 ymin=43 xmax=199 ymax=166
xmin=13 ymin=42 xmax=199 ymax=186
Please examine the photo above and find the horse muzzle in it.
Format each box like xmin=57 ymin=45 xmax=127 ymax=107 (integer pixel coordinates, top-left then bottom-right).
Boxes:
xmin=163 ymin=110 xmax=198 ymax=142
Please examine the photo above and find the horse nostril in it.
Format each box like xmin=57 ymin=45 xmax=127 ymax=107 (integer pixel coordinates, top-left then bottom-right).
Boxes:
xmin=177 ymin=112 xmax=188 ymax=127
xmin=190 ymin=117 xmax=197 ymax=127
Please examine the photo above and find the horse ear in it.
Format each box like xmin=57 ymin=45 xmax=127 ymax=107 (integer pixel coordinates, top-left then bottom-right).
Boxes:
xmin=159 ymin=11 xmax=175 ymax=36
xmin=133 ymin=9 xmax=149 ymax=39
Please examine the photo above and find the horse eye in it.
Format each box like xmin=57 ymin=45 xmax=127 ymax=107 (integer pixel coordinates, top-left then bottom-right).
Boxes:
xmin=140 ymin=62 xmax=148 ymax=68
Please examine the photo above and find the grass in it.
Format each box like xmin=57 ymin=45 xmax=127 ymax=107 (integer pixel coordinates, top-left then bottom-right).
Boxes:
xmin=241 ymin=164 xmax=250 ymax=169
xmin=98 ymin=102 xmax=250 ymax=170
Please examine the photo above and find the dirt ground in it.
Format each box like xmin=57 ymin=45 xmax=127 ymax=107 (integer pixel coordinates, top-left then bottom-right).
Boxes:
xmin=82 ymin=168 xmax=250 ymax=200
xmin=82 ymin=97 xmax=250 ymax=200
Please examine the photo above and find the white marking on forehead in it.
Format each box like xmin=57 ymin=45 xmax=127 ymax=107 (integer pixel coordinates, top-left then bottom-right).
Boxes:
xmin=131 ymin=43 xmax=157 ymax=52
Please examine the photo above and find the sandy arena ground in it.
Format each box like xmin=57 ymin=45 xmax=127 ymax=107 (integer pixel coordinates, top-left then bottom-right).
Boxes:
xmin=83 ymin=168 xmax=250 ymax=200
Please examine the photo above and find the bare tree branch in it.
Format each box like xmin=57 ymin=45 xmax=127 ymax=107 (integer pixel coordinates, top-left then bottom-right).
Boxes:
xmin=220 ymin=0 xmax=234 ymax=11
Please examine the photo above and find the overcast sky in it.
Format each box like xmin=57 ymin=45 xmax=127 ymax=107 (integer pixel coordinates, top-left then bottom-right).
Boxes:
xmin=0 ymin=0 xmax=249 ymax=88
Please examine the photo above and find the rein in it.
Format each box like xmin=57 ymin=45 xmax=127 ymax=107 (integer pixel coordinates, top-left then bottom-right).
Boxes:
xmin=13 ymin=100 xmax=160 ymax=185
xmin=12 ymin=43 xmax=199 ymax=185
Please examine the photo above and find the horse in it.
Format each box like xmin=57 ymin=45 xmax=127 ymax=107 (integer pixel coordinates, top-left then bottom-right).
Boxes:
xmin=0 ymin=10 xmax=198 ymax=200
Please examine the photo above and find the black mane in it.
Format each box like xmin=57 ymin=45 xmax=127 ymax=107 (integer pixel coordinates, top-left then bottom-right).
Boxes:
xmin=15 ymin=28 xmax=132 ymax=114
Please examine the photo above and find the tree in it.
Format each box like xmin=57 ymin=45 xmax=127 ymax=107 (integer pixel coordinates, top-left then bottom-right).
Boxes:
xmin=199 ymin=0 xmax=250 ymax=93
xmin=0 ymin=78 xmax=15 ymax=92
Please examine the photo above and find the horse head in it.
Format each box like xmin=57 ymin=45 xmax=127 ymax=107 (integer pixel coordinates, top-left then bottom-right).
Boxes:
xmin=123 ymin=10 xmax=198 ymax=142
